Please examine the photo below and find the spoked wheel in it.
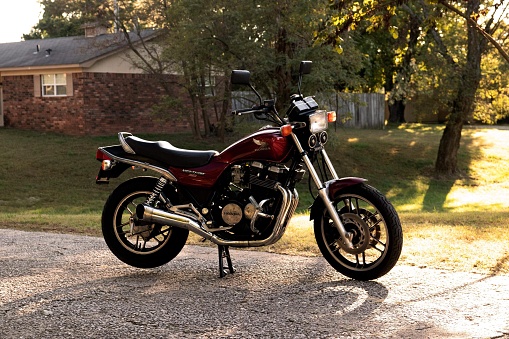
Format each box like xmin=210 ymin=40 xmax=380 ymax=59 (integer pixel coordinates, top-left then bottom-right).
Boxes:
xmin=314 ymin=183 xmax=403 ymax=280
xmin=102 ymin=177 xmax=188 ymax=268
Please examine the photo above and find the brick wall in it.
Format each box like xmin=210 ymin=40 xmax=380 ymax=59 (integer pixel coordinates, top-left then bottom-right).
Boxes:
xmin=2 ymin=73 xmax=198 ymax=136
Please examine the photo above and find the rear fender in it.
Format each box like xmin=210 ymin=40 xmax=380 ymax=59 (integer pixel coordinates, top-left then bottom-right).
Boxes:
xmin=96 ymin=146 xmax=131 ymax=184
xmin=96 ymin=163 xmax=131 ymax=184
xmin=309 ymin=177 xmax=367 ymax=220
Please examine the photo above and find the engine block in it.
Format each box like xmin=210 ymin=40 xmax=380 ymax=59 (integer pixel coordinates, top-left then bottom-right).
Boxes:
xmin=231 ymin=161 xmax=289 ymax=190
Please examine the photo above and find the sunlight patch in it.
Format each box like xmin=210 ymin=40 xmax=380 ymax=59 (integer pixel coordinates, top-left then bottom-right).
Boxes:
xmin=444 ymin=185 xmax=509 ymax=211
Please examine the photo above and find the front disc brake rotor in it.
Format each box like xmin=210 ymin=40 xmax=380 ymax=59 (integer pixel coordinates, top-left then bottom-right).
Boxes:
xmin=337 ymin=213 xmax=370 ymax=254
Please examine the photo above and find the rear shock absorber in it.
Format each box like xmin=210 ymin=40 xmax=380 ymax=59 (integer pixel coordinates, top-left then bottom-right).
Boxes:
xmin=146 ymin=177 xmax=168 ymax=206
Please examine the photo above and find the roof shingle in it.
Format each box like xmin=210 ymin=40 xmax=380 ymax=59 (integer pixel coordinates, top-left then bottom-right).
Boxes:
xmin=0 ymin=30 xmax=158 ymax=69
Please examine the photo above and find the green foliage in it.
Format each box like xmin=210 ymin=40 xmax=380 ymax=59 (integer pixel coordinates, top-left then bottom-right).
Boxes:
xmin=474 ymin=57 xmax=509 ymax=124
xmin=473 ymin=20 xmax=509 ymax=124
xmin=119 ymin=0 xmax=369 ymax=136
xmin=151 ymin=95 xmax=187 ymax=122
xmin=318 ymin=0 xmax=509 ymax=175
xmin=25 ymin=0 xmax=509 ymax=125
xmin=23 ymin=0 xmax=111 ymax=39
xmin=407 ymin=8 xmax=463 ymax=120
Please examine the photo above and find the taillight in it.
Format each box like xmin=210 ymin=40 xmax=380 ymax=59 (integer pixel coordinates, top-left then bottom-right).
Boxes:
xmin=96 ymin=149 xmax=111 ymax=161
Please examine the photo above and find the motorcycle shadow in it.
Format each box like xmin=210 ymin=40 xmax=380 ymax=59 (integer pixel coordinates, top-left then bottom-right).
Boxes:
xmin=104 ymin=260 xmax=391 ymax=336
xmin=108 ymin=248 xmax=391 ymax=322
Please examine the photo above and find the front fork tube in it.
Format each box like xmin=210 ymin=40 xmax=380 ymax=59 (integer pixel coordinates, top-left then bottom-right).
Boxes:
xmin=321 ymin=149 xmax=339 ymax=180
xmin=291 ymin=134 xmax=354 ymax=250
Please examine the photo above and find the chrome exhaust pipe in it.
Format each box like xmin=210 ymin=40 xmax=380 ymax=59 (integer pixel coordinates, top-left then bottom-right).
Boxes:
xmin=136 ymin=204 xmax=213 ymax=240
xmin=137 ymin=204 xmax=246 ymax=246
xmin=137 ymin=185 xmax=297 ymax=247
xmin=138 ymin=204 xmax=247 ymax=246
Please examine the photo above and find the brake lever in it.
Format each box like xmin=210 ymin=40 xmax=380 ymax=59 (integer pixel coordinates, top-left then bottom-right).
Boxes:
xmin=232 ymin=105 xmax=266 ymax=116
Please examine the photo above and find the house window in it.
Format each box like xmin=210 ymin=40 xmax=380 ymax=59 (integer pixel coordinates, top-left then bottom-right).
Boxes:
xmin=41 ymin=74 xmax=67 ymax=96
xmin=204 ymin=77 xmax=215 ymax=97
xmin=197 ymin=77 xmax=215 ymax=97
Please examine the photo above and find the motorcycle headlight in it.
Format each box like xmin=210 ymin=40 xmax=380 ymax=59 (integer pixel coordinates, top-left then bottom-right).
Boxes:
xmin=309 ymin=110 xmax=328 ymax=134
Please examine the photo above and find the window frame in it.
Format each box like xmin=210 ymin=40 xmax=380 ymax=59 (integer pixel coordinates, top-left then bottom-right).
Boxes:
xmin=41 ymin=73 xmax=67 ymax=97
xmin=204 ymin=76 xmax=216 ymax=97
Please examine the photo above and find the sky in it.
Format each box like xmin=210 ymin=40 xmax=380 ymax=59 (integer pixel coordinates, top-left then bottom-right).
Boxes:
xmin=0 ymin=0 xmax=43 ymax=43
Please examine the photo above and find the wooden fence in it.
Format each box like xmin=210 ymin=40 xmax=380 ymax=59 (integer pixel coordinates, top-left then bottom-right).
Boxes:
xmin=317 ymin=92 xmax=385 ymax=129
xmin=232 ymin=91 xmax=385 ymax=129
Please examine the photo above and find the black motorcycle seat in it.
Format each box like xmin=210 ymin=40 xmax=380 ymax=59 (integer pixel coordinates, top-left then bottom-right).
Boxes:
xmin=125 ymin=136 xmax=219 ymax=168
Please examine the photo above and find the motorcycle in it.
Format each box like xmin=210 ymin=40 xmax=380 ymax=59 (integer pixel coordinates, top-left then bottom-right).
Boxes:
xmin=95 ymin=61 xmax=403 ymax=280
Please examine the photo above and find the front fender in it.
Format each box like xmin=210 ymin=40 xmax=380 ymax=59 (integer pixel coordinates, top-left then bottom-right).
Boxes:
xmin=309 ymin=177 xmax=367 ymax=221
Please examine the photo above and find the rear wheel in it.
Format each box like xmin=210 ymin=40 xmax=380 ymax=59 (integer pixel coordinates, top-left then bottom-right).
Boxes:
xmin=314 ymin=183 xmax=403 ymax=280
xmin=102 ymin=177 xmax=189 ymax=268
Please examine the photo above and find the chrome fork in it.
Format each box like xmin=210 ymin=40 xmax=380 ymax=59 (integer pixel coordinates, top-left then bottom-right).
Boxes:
xmin=290 ymin=133 xmax=354 ymax=250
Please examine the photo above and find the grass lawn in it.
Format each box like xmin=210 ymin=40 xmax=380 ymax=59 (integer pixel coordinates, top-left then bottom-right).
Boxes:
xmin=1 ymin=124 xmax=508 ymax=274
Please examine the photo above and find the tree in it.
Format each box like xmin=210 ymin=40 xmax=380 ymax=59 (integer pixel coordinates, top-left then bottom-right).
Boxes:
xmin=351 ymin=9 xmax=422 ymax=123
xmin=23 ymin=0 xmax=110 ymax=40
xmin=24 ymin=0 xmax=369 ymax=139
xmin=474 ymin=47 xmax=509 ymax=124
xmin=432 ymin=0 xmax=509 ymax=175
xmin=318 ymin=0 xmax=509 ymax=176
xmin=316 ymin=2 xmax=428 ymax=124
xmin=132 ymin=0 xmax=366 ymax=138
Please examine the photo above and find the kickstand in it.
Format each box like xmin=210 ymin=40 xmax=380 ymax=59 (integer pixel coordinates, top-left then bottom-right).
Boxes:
xmin=218 ymin=245 xmax=235 ymax=278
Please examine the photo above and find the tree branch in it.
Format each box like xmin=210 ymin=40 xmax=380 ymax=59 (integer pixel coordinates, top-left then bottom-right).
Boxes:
xmin=403 ymin=2 xmax=458 ymax=68
xmin=438 ymin=0 xmax=509 ymax=64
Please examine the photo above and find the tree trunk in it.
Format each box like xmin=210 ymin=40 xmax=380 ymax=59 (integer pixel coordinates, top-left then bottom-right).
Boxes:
xmin=181 ymin=60 xmax=202 ymax=139
xmin=435 ymin=0 xmax=483 ymax=176
xmin=387 ymin=11 xmax=419 ymax=125
xmin=435 ymin=116 xmax=464 ymax=175
xmin=189 ymin=94 xmax=202 ymax=139
xmin=197 ymin=75 xmax=211 ymax=138
xmin=273 ymin=0 xmax=296 ymax=112
xmin=388 ymin=100 xmax=406 ymax=123
xmin=274 ymin=26 xmax=293 ymax=112
xmin=219 ymin=70 xmax=230 ymax=142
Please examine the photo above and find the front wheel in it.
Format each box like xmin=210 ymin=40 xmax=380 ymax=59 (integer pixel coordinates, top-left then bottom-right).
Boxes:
xmin=314 ymin=183 xmax=403 ymax=280
xmin=102 ymin=176 xmax=189 ymax=268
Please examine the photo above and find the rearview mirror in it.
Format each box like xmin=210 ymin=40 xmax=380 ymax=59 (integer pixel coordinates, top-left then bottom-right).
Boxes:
xmin=231 ymin=70 xmax=251 ymax=85
xmin=299 ymin=61 xmax=312 ymax=75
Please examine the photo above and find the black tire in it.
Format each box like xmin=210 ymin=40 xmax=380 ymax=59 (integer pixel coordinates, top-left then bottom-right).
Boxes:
xmin=314 ymin=183 xmax=403 ymax=280
xmin=101 ymin=176 xmax=189 ymax=268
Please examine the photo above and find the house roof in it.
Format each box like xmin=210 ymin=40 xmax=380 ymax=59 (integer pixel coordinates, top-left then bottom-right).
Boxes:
xmin=0 ymin=30 xmax=159 ymax=70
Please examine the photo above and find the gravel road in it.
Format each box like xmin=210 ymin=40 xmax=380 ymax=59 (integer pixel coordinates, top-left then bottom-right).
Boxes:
xmin=1 ymin=228 xmax=508 ymax=339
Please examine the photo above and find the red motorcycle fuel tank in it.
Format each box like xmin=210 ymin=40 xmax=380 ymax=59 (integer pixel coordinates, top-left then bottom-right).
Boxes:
xmin=216 ymin=127 xmax=293 ymax=164
xmin=170 ymin=128 xmax=293 ymax=188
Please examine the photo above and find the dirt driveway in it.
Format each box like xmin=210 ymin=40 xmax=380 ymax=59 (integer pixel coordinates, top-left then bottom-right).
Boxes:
xmin=1 ymin=228 xmax=508 ymax=338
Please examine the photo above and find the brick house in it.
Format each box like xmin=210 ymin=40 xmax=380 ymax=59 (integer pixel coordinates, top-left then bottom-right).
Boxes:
xmin=0 ymin=29 xmax=194 ymax=136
